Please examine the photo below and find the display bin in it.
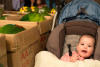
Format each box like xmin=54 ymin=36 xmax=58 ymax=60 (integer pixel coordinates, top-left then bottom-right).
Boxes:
xmin=0 ymin=20 xmax=43 ymax=67
xmin=3 ymin=12 xmax=53 ymax=50
xmin=3 ymin=12 xmax=53 ymax=34
xmin=3 ymin=11 xmax=24 ymax=21
xmin=2 ymin=12 xmax=53 ymax=50
xmin=7 ymin=40 xmax=43 ymax=67
xmin=0 ymin=20 xmax=40 ymax=51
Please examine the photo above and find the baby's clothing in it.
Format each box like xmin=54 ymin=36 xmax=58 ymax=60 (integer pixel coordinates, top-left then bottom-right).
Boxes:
xmin=61 ymin=51 xmax=84 ymax=62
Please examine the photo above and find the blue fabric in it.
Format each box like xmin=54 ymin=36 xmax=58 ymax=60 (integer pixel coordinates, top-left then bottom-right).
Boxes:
xmin=58 ymin=0 xmax=100 ymax=25
xmin=45 ymin=0 xmax=56 ymax=8
xmin=52 ymin=2 xmax=56 ymax=8
xmin=45 ymin=0 xmax=50 ymax=8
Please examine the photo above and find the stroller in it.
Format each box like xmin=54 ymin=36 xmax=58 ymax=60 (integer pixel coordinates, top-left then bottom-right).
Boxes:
xmin=48 ymin=0 xmax=100 ymax=58
xmin=34 ymin=19 xmax=100 ymax=67
xmin=34 ymin=0 xmax=100 ymax=67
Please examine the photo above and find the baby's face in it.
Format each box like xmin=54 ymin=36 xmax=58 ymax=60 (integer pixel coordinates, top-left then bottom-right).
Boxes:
xmin=76 ymin=35 xmax=95 ymax=58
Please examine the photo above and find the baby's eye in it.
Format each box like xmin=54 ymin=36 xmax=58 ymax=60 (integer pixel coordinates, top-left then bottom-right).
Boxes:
xmin=81 ymin=44 xmax=84 ymax=45
xmin=88 ymin=45 xmax=92 ymax=47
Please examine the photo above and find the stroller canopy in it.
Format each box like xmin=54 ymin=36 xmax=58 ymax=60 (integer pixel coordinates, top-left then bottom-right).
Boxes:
xmin=58 ymin=0 xmax=100 ymax=25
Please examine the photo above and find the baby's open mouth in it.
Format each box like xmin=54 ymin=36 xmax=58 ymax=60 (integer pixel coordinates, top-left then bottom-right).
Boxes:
xmin=82 ymin=50 xmax=87 ymax=53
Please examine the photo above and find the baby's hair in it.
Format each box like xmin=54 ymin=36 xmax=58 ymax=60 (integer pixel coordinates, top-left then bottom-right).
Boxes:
xmin=79 ymin=34 xmax=95 ymax=43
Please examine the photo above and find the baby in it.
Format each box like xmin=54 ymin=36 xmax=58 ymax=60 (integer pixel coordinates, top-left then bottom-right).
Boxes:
xmin=61 ymin=35 xmax=95 ymax=62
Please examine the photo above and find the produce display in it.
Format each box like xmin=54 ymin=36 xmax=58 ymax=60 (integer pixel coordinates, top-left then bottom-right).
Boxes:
xmin=19 ymin=6 xmax=39 ymax=14
xmin=39 ymin=7 xmax=50 ymax=16
xmin=20 ymin=6 xmax=54 ymax=22
xmin=39 ymin=6 xmax=50 ymax=16
xmin=20 ymin=12 xmax=45 ymax=22
xmin=1 ymin=6 xmax=56 ymax=23
xmin=51 ymin=8 xmax=56 ymax=14
xmin=0 ymin=24 xmax=25 ymax=34
xmin=0 ymin=16 xmax=6 ymax=20
xmin=42 ymin=6 xmax=51 ymax=13
xmin=19 ymin=6 xmax=54 ymax=22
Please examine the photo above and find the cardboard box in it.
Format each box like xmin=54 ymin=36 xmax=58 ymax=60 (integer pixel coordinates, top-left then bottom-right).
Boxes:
xmin=0 ymin=20 xmax=43 ymax=67
xmin=0 ymin=34 xmax=6 ymax=58
xmin=37 ymin=16 xmax=53 ymax=34
xmin=3 ymin=12 xmax=53 ymax=34
xmin=40 ymin=32 xmax=50 ymax=49
xmin=0 ymin=34 xmax=8 ymax=67
xmin=2 ymin=12 xmax=53 ymax=52
xmin=4 ymin=11 xmax=18 ymax=14
xmin=0 ymin=55 xmax=8 ymax=67
xmin=7 ymin=40 xmax=42 ymax=67
xmin=3 ymin=11 xmax=24 ymax=21
xmin=5 ymin=14 xmax=23 ymax=21
xmin=0 ymin=20 xmax=40 ymax=52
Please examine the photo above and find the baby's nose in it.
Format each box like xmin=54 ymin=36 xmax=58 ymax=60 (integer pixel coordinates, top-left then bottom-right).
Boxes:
xmin=83 ymin=44 xmax=88 ymax=49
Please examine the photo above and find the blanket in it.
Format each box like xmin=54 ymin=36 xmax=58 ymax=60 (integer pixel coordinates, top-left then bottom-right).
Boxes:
xmin=34 ymin=51 xmax=100 ymax=67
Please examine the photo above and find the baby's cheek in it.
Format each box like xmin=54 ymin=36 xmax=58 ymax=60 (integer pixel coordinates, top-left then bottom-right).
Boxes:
xmin=86 ymin=50 xmax=93 ymax=57
xmin=89 ymin=48 xmax=94 ymax=54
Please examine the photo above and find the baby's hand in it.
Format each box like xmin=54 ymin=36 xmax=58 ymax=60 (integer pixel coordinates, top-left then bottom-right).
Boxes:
xmin=70 ymin=51 xmax=79 ymax=62
xmin=61 ymin=53 xmax=71 ymax=62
